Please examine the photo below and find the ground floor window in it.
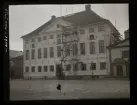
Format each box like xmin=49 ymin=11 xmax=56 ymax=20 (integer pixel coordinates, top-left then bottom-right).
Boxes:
xmin=100 ymin=62 xmax=106 ymax=70
xmin=81 ymin=63 xmax=86 ymax=71
xmin=50 ymin=65 xmax=54 ymax=72
xmin=25 ymin=67 xmax=29 ymax=72
xmin=66 ymin=64 xmax=71 ymax=71
xmin=90 ymin=63 xmax=96 ymax=70
xmin=31 ymin=66 xmax=35 ymax=72
xmin=116 ymin=65 xmax=123 ymax=76
xmin=38 ymin=66 xmax=42 ymax=72
xmin=44 ymin=66 xmax=48 ymax=72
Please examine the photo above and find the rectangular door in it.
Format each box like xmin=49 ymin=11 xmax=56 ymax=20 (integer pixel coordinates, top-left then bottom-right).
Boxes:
xmin=116 ymin=65 xmax=123 ymax=76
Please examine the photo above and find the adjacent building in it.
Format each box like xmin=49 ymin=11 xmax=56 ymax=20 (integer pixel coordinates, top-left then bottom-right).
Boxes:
xmin=21 ymin=4 xmax=121 ymax=79
xmin=107 ymin=29 xmax=129 ymax=77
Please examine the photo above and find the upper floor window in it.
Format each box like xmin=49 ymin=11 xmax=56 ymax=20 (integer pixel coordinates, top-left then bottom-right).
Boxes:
xmin=57 ymin=39 xmax=61 ymax=44
xmin=31 ymin=49 xmax=35 ymax=59
xmin=89 ymin=28 xmax=94 ymax=33
xmin=90 ymin=63 xmax=96 ymax=70
xmin=38 ymin=37 xmax=41 ymax=42
xmin=25 ymin=67 xmax=29 ymax=72
xmin=122 ymin=50 xmax=129 ymax=58
xmin=25 ymin=50 xmax=29 ymax=60
xmin=31 ymin=38 xmax=35 ymax=42
xmin=43 ymin=36 xmax=47 ymax=40
xmin=89 ymin=35 xmax=94 ymax=40
xmin=98 ymin=26 xmax=104 ymax=32
xmin=50 ymin=65 xmax=54 ymax=72
xmin=99 ymin=40 xmax=105 ymax=53
xmin=57 ymin=34 xmax=61 ymax=38
xmin=31 ymin=66 xmax=35 ymax=72
xmin=80 ymin=29 xmax=85 ymax=34
xmin=65 ymin=45 xmax=70 ymax=56
xmin=80 ymin=43 xmax=85 ymax=55
xmin=38 ymin=48 xmax=41 ymax=59
xmin=57 ymin=46 xmax=61 ymax=57
xmin=50 ymin=35 xmax=53 ymax=39
xmin=100 ymin=62 xmax=106 ymax=70
xmin=44 ymin=48 xmax=47 ymax=58
xmin=38 ymin=66 xmax=42 ymax=72
xmin=90 ymin=42 xmax=95 ymax=54
xmin=32 ymin=44 xmax=35 ymax=48
xmin=72 ymin=43 xmax=78 ymax=56
xmin=50 ymin=47 xmax=54 ymax=58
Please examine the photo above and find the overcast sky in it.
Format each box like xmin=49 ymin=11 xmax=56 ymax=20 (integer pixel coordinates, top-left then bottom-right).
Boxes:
xmin=9 ymin=4 xmax=129 ymax=51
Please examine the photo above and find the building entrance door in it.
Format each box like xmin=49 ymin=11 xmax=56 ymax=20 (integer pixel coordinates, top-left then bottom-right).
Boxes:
xmin=56 ymin=64 xmax=62 ymax=79
xmin=116 ymin=65 xmax=123 ymax=77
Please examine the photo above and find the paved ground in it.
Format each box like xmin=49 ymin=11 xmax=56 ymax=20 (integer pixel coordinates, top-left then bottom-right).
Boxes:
xmin=10 ymin=79 xmax=130 ymax=100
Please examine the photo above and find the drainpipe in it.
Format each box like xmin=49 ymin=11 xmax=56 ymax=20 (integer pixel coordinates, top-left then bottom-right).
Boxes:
xmin=108 ymin=48 xmax=112 ymax=77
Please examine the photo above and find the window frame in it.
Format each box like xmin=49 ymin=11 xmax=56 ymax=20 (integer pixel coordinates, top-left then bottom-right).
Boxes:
xmin=44 ymin=66 xmax=48 ymax=72
xmin=44 ymin=48 xmax=47 ymax=58
xmin=100 ymin=62 xmax=106 ymax=70
xmin=50 ymin=65 xmax=54 ymax=72
xmin=99 ymin=40 xmax=105 ymax=53
xmin=38 ymin=66 xmax=42 ymax=72
xmin=31 ymin=66 xmax=35 ymax=72
xmin=89 ymin=28 xmax=94 ymax=33
xmin=50 ymin=47 xmax=54 ymax=58
xmin=25 ymin=67 xmax=29 ymax=72
xmin=90 ymin=63 xmax=96 ymax=70
xmin=90 ymin=41 xmax=95 ymax=54
xmin=80 ymin=29 xmax=85 ymax=34
xmin=80 ymin=43 xmax=85 ymax=55
xmin=122 ymin=50 xmax=129 ymax=58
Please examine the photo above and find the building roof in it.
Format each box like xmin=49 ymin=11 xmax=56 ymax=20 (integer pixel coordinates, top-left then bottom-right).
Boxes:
xmin=10 ymin=50 xmax=23 ymax=58
xmin=107 ymin=38 xmax=129 ymax=49
xmin=21 ymin=5 xmax=108 ymax=39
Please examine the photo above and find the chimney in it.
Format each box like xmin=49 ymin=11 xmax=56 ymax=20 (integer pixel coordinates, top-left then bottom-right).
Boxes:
xmin=124 ymin=29 xmax=129 ymax=39
xmin=85 ymin=4 xmax=91 ymax=11
xmin=51 ymin=15 xmax=56 ymax=20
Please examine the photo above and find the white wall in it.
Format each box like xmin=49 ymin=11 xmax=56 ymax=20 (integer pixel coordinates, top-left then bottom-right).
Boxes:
xmin=23 ymin=20 xmax=115 ymax=78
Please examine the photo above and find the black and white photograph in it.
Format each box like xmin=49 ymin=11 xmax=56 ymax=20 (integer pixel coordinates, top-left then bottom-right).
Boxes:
xmin=9 ymin=4 xmax=129 ymax=100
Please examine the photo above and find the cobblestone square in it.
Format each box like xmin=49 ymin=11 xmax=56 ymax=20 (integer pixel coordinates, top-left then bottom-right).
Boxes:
xmin=10 ymin=79 xmax=130 ymax=100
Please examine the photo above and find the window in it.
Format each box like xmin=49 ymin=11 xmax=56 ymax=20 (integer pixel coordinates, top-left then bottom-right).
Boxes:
xmin=98 ymin=26 xmax=104 ymax=32
xmin=89 ymin=35 xmax=94 ymax=40
xmin=99 ymin=40 xmax=105 ymax=53
xmin=31 ymin=38 xmax=35 ymax=42
xmin=38 ymin=66 xmax=42 ymax=72
xmin=31 ymin=66 xmax=35 ymax=72
xmin=44 ymin=48 xmax=47 ymax=58
xmin=50 ymin=65 xmax=54 ymax=72
xmin=50 ymin=47 xmax=54 ymax=58
xmin=44 ymin=66 xmax=48 ymax=72
xmin=57 ymin=39 xmax=61 ymax=44
xmin=50 ymin=35 xmax=53 ymax=39
xmin=25 ymin=67 xmax=29 ymax=72
xmin=81 ymin=63 xmax=86 ymax=71
xmin=100 ymin=62 xmax=106 ymax=70
xmin=73 ymin=63 xmax=78 ymax=71
xmin=31 ymin=49 xmax=35 ymax=59
xmin=57 ymin=46 xmax=61 ymax=57
xmin=43 ymin=36 xmax=47 ymax=40
xmin=72 ymin=43 xmax=78 ymax=56
xmin=25 ymin=50 xmax=29 ymax=60
xmin=80 ymin=29 xmax=85 ymax=34
xmin=57 ymin=34 xmax=61 ymax=38
xmin=90 ymin=63 xmax=96 ymax=70
xmin=89 ymin=28 xmax=94 ymax=33
xmin=80 ymin=43 xmax=85 ymax=55
xmin=66 ymin=64 xmax=71 ymax=71
xmin=32 ymin=44 xmax=35 ymax=48
xmin=122 ymin=50 xmax=129 ymax=58
xmin=38 ymin=48 xmax=41 ymax=59
xmin=90 ymin=42 xmax=95 ymax=54
xmin=38 ymin=37 xmax=41 ymax=42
